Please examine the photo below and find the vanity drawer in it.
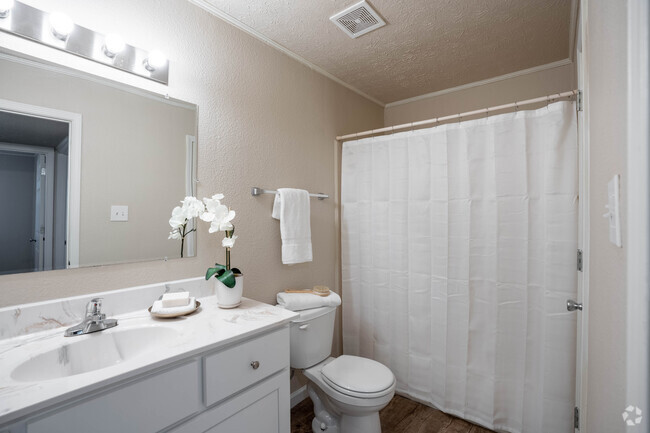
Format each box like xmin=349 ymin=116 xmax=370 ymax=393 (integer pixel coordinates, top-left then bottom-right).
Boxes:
xmin=26 ymin=360 xmax=202 ymax=433
xmin=204 ymin=327 xmax=289 ymax=406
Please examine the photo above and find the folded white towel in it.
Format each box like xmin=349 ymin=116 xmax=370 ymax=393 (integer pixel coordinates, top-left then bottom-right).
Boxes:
xmin=272 ymin=188 xmax=313 ymax=264
xmin=276 ymin=291 xmax=341 ymax=311
xmin=161 ymin=291 xmax=190 ymax=308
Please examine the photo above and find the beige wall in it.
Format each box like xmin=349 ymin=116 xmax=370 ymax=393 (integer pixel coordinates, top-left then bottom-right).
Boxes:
xmin=0 ymin=0 xmax=630 ymax=416
xmin=584 ymin=0 xmax=628 ymax=431
xmin=384 ymin=63 xmax=576 ymax=126
xmin=0 ymin=0 xmax=383 ymax=308
xmin=0 ymin=58 xmax=196 ymax=267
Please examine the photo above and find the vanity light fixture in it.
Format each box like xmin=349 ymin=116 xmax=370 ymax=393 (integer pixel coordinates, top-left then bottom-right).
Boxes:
xmin=0 ymin=1 xmax=169 ymax=84
xmin=143 ymin=50 xmax=166 ymax=71
xmin=103 ymin=33 xmax=125 ymax=58
xmin=49 ymin=11 xmax=74 ymax=40
xmin=0 ymin=0 xmax=14 ymax=18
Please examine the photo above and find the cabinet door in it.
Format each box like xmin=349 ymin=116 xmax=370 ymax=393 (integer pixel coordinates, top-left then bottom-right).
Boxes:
xmin=170 ymin=370 xmax=290 ymax=433
xmin=27 ymin=360 xmax=201 ymax=433
xmin=205 ymin=389 xmax=279 ymax=433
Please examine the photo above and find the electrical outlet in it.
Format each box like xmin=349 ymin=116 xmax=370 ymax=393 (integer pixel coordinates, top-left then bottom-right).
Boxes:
xmin=110 ymin=205 xmax=128 ymax=222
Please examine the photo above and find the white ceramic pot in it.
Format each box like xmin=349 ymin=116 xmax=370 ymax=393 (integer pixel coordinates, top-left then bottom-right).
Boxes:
xmin=214 ymin=274 xmax=243 ymax=308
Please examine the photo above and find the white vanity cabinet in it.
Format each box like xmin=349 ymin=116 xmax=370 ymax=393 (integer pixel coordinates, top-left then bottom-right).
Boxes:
xmin=4 ymin=327 xmax=291 ymax=433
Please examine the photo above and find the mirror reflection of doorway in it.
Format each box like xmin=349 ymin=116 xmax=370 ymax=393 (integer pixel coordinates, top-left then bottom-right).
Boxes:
xmin=0 ymin=110 xmax=69 ymax=274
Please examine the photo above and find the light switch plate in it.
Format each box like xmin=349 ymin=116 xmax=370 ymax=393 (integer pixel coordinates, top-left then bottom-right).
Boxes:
xmin=604 ymin=175 xmax=621 ymax=247
xmin=110 ymin=205 xmax=128 ymax=222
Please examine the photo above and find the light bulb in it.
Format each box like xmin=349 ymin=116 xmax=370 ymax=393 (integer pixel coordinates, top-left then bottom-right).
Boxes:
xmin=143 ymin=50 xmax=166 ymax=71
xmin=50 ymin=11 xmax=74 ymax=40
xmin=0 ymin=0 xmax=14 ymax=18
xmin=103 ymin=33 xmax=125 ymax=58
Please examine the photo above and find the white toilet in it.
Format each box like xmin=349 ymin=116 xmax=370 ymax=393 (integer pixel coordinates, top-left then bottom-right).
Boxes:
xmin=289 ymin=305 xmax=396 ymax=433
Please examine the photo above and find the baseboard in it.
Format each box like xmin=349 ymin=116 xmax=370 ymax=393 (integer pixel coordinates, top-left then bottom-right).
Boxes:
xmin=290 ymin=385 xmax=309 ymax=408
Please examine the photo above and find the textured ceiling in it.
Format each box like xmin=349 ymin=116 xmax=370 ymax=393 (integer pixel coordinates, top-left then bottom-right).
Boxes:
xmin=0 ymin=111 xmax=69 ymax=148
xmin=202 ymin=0 xmax=573 ymax=104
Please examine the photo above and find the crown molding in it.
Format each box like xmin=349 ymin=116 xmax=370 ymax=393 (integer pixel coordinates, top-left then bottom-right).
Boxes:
xmin=189 ymin=0 xmax=386 ymax=107
xmin=385 ymin=58 xmax=573 ymax=108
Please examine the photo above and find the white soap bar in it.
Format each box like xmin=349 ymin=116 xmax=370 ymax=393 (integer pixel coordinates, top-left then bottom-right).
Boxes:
xmin=161 ymin=291 xmax=190 ymax=307
xmin=151 ymin=297 xmax=196 ymax=315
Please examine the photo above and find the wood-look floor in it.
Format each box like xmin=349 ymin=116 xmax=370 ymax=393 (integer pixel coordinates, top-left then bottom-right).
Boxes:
xmin=291 ymin=395 xmax=495 ymax=433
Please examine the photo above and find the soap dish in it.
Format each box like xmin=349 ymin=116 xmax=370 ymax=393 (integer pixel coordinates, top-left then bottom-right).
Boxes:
xmin=149 ymin=301 xmax=201 ymax=318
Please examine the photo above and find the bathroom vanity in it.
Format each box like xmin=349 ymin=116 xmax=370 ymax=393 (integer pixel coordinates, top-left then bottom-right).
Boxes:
xmin=0 ymin=277 xmax=298 ymax=433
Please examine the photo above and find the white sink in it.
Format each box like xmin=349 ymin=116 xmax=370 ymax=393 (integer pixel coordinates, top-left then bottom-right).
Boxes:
xmin=11 ymin=326 xmax=179 ymax=382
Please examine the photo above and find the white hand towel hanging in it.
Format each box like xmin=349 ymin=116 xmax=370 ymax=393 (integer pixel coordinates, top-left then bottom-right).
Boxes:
xmin=272 ymin=188 xmax=313 ymax=264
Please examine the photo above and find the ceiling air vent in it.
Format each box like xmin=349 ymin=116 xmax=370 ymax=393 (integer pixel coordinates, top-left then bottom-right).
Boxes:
xmin=330 ymin=1 xmax=386 ymax=39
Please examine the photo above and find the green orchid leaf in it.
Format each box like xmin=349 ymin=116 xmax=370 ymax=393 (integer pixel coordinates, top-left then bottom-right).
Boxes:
xmin=231 ymin=267 xmax=242 ymax=276
xmin=205 ymin=263 xmax=227 ymax=280
xmin=217 ymin=269 xmax=236 ymax=288
xmin=205 ymin=267 xmax=219 ymax=281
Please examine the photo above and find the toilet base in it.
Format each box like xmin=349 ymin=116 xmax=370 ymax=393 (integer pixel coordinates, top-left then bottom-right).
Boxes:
xmin=308 ymin=383 xmax=384 ymax=433
xmin=340 ymin=413 xmax=381 ymax=432
xmin=309 ymin=383 xmax=340 ymax=433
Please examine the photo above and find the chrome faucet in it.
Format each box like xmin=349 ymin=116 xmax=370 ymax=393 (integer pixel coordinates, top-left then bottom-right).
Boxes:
xmin=64 ymin=298 xmax=118 ymax=337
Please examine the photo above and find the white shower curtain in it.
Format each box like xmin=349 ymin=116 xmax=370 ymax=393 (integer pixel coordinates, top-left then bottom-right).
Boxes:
xmin=341 ymin=101 xmax=578 ymax=433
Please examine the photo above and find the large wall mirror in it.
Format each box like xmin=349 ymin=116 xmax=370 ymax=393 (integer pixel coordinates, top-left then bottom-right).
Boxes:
xmin=0 ymin=51 xmax=198 ymax=275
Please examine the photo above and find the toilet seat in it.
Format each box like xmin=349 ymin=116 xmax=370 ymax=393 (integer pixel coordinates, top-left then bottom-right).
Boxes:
xmin=320 ymin=355 xmax=395 ymax=399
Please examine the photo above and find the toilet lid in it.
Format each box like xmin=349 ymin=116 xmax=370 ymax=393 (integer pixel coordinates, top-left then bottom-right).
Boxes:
xmin=321 ymin=355 xmax=395 ymax=395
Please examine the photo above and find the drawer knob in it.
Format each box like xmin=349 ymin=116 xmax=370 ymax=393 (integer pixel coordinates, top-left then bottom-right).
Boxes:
xmin=250 ymin=360 xmax=260 ymax=370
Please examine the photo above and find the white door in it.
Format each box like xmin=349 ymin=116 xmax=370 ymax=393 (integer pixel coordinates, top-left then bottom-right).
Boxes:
xmin=0 ymin=150 xmax=38 ymax=273
xmin=0 ymin=143 xmax=55 ymax=274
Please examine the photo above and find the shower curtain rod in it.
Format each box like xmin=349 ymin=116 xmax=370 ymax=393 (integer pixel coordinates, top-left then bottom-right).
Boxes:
xmin=336 ymin=89 xmax=579 ymax=141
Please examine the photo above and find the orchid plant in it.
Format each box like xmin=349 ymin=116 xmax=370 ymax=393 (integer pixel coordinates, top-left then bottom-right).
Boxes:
xmin=169 ymin=193 xmax=241 ymax=288
xmin=201 ymin=194 xmax=241 ymax=289
xmin=168 ymin=197 xmax=203 ymax=258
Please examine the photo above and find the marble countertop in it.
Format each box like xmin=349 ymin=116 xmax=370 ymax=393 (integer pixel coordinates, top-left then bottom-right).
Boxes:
xmin=0 ymin=292 xmax=298 ymax=427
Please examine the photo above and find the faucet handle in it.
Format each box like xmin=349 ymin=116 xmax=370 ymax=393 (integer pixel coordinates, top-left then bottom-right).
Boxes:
xmin=86 ymin=298 xmax=103 ymax=317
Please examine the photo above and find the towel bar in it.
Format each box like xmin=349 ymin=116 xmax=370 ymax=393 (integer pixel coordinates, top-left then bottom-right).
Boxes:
xmin=251 ymin=187 xmax=328 ymax=200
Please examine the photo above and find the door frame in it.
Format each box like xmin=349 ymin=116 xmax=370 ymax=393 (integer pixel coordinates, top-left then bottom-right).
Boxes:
xmin=575 ymin=0 xmax=590 ymax=429
xmin=0 ymin=99 xmax=82 ymax=268
xmin=626 ymin=0 xmax=649 ymax=422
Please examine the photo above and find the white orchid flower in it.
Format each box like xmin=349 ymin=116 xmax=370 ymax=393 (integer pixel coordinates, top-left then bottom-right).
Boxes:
xmin=202 ymin=193 xmax=235 ymax=232
xmin=181 ymin=196 xmax=204 ymax=219
xmin=168 ymin=228 xmax=182 ymax=240
xmin=207 ymin=206 xmax=236 ymax=233
xmin=200 ymin=194 xmax=227 ymax=222
xmin=200 ymin=197 xmax=220 ymax=222
xmin=222 ymin=235 xmax=238 ymax=248
xmin=169 ymin=206 xmax=186 ymax=228
xmin=209 ymin=217 xmax=235 ymax=233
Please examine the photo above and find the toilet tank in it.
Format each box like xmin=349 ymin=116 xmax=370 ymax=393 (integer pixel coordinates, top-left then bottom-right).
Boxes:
xmin=289 ymin=306 xmax=336 ymax=369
